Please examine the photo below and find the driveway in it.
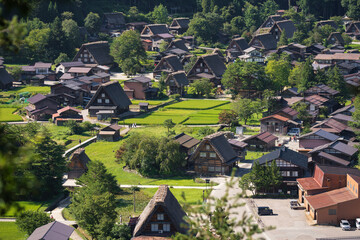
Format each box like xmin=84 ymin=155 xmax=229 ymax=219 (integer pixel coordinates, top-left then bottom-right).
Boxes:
xmin=110 ymin=72 xmax=154 ymax=80
xmin=252 ymin=198 xmax=360 ymax=240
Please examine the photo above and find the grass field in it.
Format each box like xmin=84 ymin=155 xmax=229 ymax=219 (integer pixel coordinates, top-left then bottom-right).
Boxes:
xmin=0 ymin=222 xmax=26 ymax=240
xmin=245 ymin=151 xmax=269 ymax=161
xmin=1 ymin=201 xmax=49 ymax=217
xmin=142 ymin=188 xmax=210 ymax=205
xmin=183 ymin=109 xmax=221 ymax=125
xmin=1 ymin=86 xmax=50 ymax=97
xmin=123 ymin=109 xmax=194 ymax=125
xmin=0 ymin=108 xmax=23 ymax=122
xmin=84 ymin=140 xmax=207 ymax=186
xmin=165 ymin=100 xmax=229 ymax=110
xmin=131 ymin=99 xmax=171 ymax=106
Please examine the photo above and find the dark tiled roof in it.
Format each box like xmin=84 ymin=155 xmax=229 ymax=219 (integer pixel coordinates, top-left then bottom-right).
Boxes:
xmin=318 ymin=151 xmax=350 ymax=166
xmin=318 ymin=165 xmax=360 ymax=176
xmin=167 ymin=39 xmax=189 ymax=52
xmin=202 ymin=54 xmax=226 ymax=77
xmin=231 ymin=37 xmax=249 ymax=51
xmin=0 ymin=66 xmax=14 ymax=86
xmin=228 ymin=139 xmax=248 ymax=148
xmin=59 ymin=61 xmax=84 ymax=68
xmin=76 ymin=41 xmax=113 ymax=65
xmin=163 ymin=55 xmax=183 ymax=71
xmin=174 ymin=132 xmax=200 ymax=149
xmin=328 ymin=32 xmax=345 ymax=45
xmin=305 ymin=84 xmax=339 ymax=96
xmin=133 ymin=185 xmax=188 ymax=237
xmin=27 ymin=93 xmax=46 ymax=104
xmin=204 ymin=132 xmax=239 ymax=163
xmin=251 ymin=34 xmax=277 ymax=50
xmin=102 ymin=124 xmax=122 ymax=131
xmin=309 ymin=140 xmax=358 ymax=156
xmin=312 ymin=118 xmax=350 ymax=133
xmin=298 ymin=129 xmax=339 ymax=141
xmin=245 ymin=131 xmax=278 ymax=144
xmin=85 ymin=81 xmax=131 ymax=109
xmin=167 ymin=71 xmax=189 ymax=87
xmin=127 ymin=76 xmax=152 ymax=83
xmin=254 ymin=147 xmax=308 ymax=169
xmin=104 ymin=12 xmax=125 ymax=25
xmin=146 ymin=24 xmax=169 ymax=35
xmin=331 ymin=113 xmax=353 ymax=122
xmin=70 ymin=148 xmax=91 ymax=167
xmin=274 ymin=107 xmax=298 ymax=117
xmin=275 ymin=20 xmax=296 ymax=38
xmin=27 ymin=221 xmax=74 ymax=240
xmin=316 ymin=20 xmax=338 ymax=29
xmin=330 ymin=104 xmax=354 ymax=116
xmin=34 ymin=62 xmax=52 ymax=68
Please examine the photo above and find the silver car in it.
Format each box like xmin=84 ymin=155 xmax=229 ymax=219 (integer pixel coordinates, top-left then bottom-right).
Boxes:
xmin=340 ymin=220 xmax=351 ymax=230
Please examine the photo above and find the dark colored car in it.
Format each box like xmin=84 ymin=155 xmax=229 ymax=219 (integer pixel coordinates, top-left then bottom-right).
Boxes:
xmin=257 ymin=206 xmax=273 ymax=216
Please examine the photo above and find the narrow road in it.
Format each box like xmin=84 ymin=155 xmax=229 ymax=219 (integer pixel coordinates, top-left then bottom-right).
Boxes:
xmin=0 ymin=218 xmax=16 ymax=222
xmin=120 ymin=185 xmax=207 ymax=189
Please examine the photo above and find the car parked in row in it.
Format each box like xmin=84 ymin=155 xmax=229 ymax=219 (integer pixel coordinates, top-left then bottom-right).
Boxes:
xmin=340 ymin=220 xmax=351 ymax=231
xmin=258 ymin=206 xmax=273 ymax=216
xmin=356 ymin=218 xmax=360 ymax=230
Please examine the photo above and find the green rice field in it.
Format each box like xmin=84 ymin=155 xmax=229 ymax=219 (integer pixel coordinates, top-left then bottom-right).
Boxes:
xmin=165 ymin=100 xmax=229 ymax=110
xmin=0 ymin=108 xmax=23 ymax=122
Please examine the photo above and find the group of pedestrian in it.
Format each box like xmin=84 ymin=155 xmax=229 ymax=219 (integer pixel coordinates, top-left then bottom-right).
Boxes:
xmin=129 ymin=123 xmax=137 ymax=128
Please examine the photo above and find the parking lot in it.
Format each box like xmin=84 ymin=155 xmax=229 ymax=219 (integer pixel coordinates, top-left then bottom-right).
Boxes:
xmin=251 ymin=198 xmax=360 ymax=240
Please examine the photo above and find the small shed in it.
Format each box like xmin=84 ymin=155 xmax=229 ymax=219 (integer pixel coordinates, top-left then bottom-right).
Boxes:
xmin=139 ymin=102 xmax=149 ymax=111
xmin=242 ymin=131 xmax=278 ymax=151
xmin=97 ymin=124 xmax=122 ymax=141
xmin=67 ymin=148 xmax=91 ymax=179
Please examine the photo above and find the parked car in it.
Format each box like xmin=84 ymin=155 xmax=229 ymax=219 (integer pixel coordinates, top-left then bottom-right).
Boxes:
xmin=288 ymin=128 xmax=300 ymax=136
xmin=290 ymin=200 xmax=300 ymax=209
xmin=356 ymin=218 xmax=360 ymax=230
xmin=340 ymin=220 xmax=351 ymax=230
xmin=257 ymin=206 xmax=273 ymax=216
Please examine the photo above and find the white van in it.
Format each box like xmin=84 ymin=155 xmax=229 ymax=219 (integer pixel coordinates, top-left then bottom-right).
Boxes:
xmin=356 ymin=218 xmax=360 ymax=230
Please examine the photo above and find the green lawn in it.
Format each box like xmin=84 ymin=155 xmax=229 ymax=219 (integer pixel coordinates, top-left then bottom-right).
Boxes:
xmin=1 ymin=201 xmax=48 ymax=217
xmin=243 ymin=127 xmax=260 ymax=136
xmin=123 ymin=109 xmax=194 ymax=125
xmin=131 ymin=99 xmax=171 ymax=106
xmin=84 ymin=140 xmax=207 ymax=186
xmin=142 ymin=188 xmax=210 ymax=205
xmin=165 ymin=100 xmax=229 ymax=110
xmin=1 ymin=86 xmax=50 ymax=97
xmin=245 ymin=151 xmax=269 ymax=161
xmin=0 ymin=108 xmax=23 ymax=122
xmin=0 ymin=222 xmax=26 ymax=240
xmin=183 ymin=109 xmax=221 ymax=125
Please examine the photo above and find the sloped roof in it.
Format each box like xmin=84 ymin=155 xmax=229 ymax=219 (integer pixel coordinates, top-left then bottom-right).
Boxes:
xmin=171 ymin=18 xmax=190 ymax=29
xmin=253 ymin=147 xmax=308 ymax=169
xmin=70 ymin=148 xmax=91 ymax=168
xmin=316 ymin=20 xmax=338 ymax=29
xmin=309 ymin=140 xmax=358 ymax=156
xmin=306 ymin=187 xmax=357 ymax=210
xmin=104 ymin=12 xmax=125 ymax=25
xmin=102 ymin=124 xmax=122 ymax=131
xmin=311 ymin=118 xmax=350 ymax=133
xmin=228 ymin=139 xmax=248 ymax=148
xmin=204 ymin=132 xmax=239 ymax=163
xmin=59 ymin=61 xmax=85 ymax=68
xmin=27 ymin=221 xmax=74 ymax=240
xmin=274 ymin=107 xmax=299 ymax=117
xmin=27 ymin=93 xmax=46 ymax=104
xmin=163 ymin=55 xmax=184 ymax=71
xmin=260 ymin=114 xmax=290 ymax=122
xmin=167 ymin=39 xmax=189 ymax=52
xmin=75 ymin=41 xmax=113 ymax=66
xmin=331 ymin=113 xmax=353 ymax=123
xmin=318 ymin=151 xmax=350 ymax=166
xmin=133 ymin=185 xmax=188 ymax=237
xmin=230 ymin=37 xmax=249 ymax=51
xmin=202 ymin=54 xmax=226 ymax=77
xmin=305 ymin=84 xmax=339 ymax=96
xmin=85 ymin=81 xmax=131 ymax=109
xmin=259 ymin=15 xmax=284 ymax=28
xmin=0 ymin=66 xmax=14 ymax=86
xmin=146 ymin=24 xmax=169 ymax=35
xmin=330 ymin=104 xmax=355 ymax=116
xmin=244 ymin=131 xmax=278 ymax=144
xmin=174 ymin=132 xmax=200 ymax=149
xmin=298 ymin=129 xmax=339 ymax=141
xmin=250 ymin=34 xmax=277 ymax=50
xmin=68 ymin=67 xmax=92 ymax=74
xmin=126 ymin=76 xmax=152 ymax=83
xmin=57 ymin=106 xmax=81 ymax=114
xmin=34 ymin=62 xmax=52 ymax=68
xmin=318 ymin=165 xmax=360 ymax=176
xmin=275 ymin=20 xmax=296 ymax=38
xmin=328 ymin=32 xmax=345 ymax=45
xmin=304 ymin=94 xmax=329 ymax=106
xmin=166 ymin=71 xmax=189 ymax=87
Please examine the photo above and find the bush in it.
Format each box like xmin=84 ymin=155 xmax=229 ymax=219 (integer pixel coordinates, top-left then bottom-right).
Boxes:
xmin=197 ymin=126 xmax=215 ymax=138
xmin=16 ymin=211 xmax=53 ymax=235
xmin=170 ymin=94 xmax=181 ymax=100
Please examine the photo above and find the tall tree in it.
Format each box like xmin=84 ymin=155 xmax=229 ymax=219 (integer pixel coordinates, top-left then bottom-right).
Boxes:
xmin=342 ymin=0 xmax=360 ymax=20
xmin=69 ymin=161 xmax=119 ymax=239
xmin=110 ymin=30 xmax=146 ymax=76
xmin=16 ymin=211 xmax=53 ymax=235
xmin=265 ymin=58 xmax=291 ymax=92
xmin=277 ymin=30 xmax=288 ymax=47
xmin=232 ymin=98 xmax=254 ymax=125
xmin=190 ymin=78 xmax=213 ymax=97
xmin=163 ymin=119 xmax=176 ymax=133
xmin=84 ymin=12 xmax=101 ymax=35
xmin=326 ymin=66 xmax=348 ymax=104
xmin=151 ymin=4 xmax=169 ymax=24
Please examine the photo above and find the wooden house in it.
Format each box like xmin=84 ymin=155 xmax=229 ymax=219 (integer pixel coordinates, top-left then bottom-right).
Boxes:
xmin=52 ymin=106 xmax=83 ymax=126
xmin=166 ymin=39 xmax=189 ymax=53
xmin=260 ymin=114 xmax=300 ymax=135
xmin=153 ymin=55 xmax=183 ymax=78
xmin=187 ymin=54 xmax=226 ymax=85
xmin=55 ymin=61 xmax=85 ymax=74
xmin=242 ymin=131 xmax=278 ymax=151
xmin=253 ymin=147 xmax=308 ymax=193
xmin=67 ymin=148 xmax=91 ymax=179
xmin=311 ymin=118 xmax=355 ymax=140
xmin=238 ymin=47 xmax=265 ymax=63
xmin=227 ymin=139 xmax=248 ymax=161
xmin=258 ymin=15 xmax=284 ymax=29
xmin=21 ymin=62 xmax=56 ymax=84
xmin=0 ymin=65 xmax=14 ymax=90
xmin=141 ymin=24 xmax=170 ymax=40
xmin=272 ymin=107 xmax=298 ymax=120
xmin=126 ymin=22 xmax=148 ymax=32
xmin=97 ymin=124 xmax=122 ymax=141
xmin=346 ymin=21 xmax=360 ymax=39
xmin=85 ymin=81 xmax=131 ymax=120
xmin=73 ymin=41 xmax=113 ymax=66
xmin=49 ymin=79 xmax=92 ymax=106
xmin=249 ymin=34 xmax=277 ymax=51
xmin=225 ymin=37 xmax=249 ymax=62
xmin=189 ymin=132 xmax=240 ymax=175
xmin=316 ymin=20 xmax=338 ymax=29
xmin=25 ymin=94 xmax=58 ymax=120
xmin=102 ymin=13 xmax=126 ymax=31
xmin=298 ymin=129 xmax=339 ymax=150
xmin=165 ymin=71 xmax=189 ymax=96
xmin=303 ymin=94 xmax=337 ymax=116
xmin=132 ymin=185 xmax=188 ymax=238
xmin=169 ymin=18 xmax=190 ymax=34
xmin=124 ymin=76 xmax=158 ymax=100
xmin=269 ymin=20 xmax=296 ymax=41
xmin=328 ymin=32 xmax=345 ymax=46
xmin=174 ymin=132 xmax=200 ymax=157
xmin=330 ymin=104 xmax=354 ymax=116
xmin=309 ymin=140 xmax=358 ymax=167
xmin=304 ymin=84 xmax=339 ymax=99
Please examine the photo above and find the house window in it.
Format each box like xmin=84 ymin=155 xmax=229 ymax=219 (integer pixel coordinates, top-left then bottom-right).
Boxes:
xmin=196 ymin=68 xmax=200 ymax=72
xmin=215 ymin=166 xmax=222 ymax=172
xmin=328 ymin=209 xmax=336 ymax=215
xmin=157 ymin=213 xmax=164 ymax=220
xmin=105 ymin=99 xmax=110 ymax=104
xmin=210 ymin=153 xmax=216 ymax=158
xmin=90 ymin=58 xmax=94 ymax=63
xmin=292 ymin=171 xmax=298 ymax=177
xmin=204 ymin=68 xmax=209 ymax=73
xmin=78 ymin=58 xmax=81 ymax=61
xmin=208 ymin=166 xmax=215 ymax=172
xmin=84 ymin=58 xmax=88 ymax=62
xmin=101 ymin=93 xmax=105 ymax=97
xmin=151 ymin=224 xmax=158 ymax=231
xmin=97 ymin=99 xmax=102 ymax=103
xmin=200 ymin=63 xmax=203 ymax=67
xmin=84 ymin=53 xmax=88 ymax=57
xmin=206 ymin=145 xmax=210 ymax=150
xmin=310 ymin=104 xmax=315 ymax=111
xmin=200 ymin=152 xmax=206 ymax=157
xmin=163 ymin=223 xmax=170 ymax=232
